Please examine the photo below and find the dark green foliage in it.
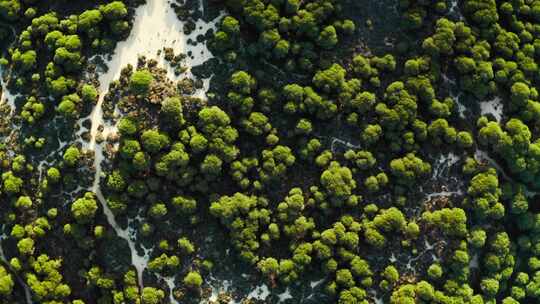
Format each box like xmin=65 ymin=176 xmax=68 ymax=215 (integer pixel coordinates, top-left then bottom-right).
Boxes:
xmin=5 ymin=0 xmax=540 ymax=303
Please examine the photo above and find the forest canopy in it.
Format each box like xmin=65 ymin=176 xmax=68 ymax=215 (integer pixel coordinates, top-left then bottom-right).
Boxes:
xmin=1 ymin=0 xmax=540 ymax=303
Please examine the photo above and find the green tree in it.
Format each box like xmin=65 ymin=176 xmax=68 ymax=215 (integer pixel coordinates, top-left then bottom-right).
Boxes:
xmin=0 ymin=266 xmax=13 ymax=296
xmin=422 ymin=208 xmax=467 ymax=236
xmin=320 ymin=161 xmax=357 ymax=207
xmin=71 ymin=192 xmax=98 ymax=224
xmin=141 ymin=287 xmax=165 ymax=304
xmin=141 ymin=130 xmax=170 ymax=154
xmin=130 ymin=70 xmax=154 ymax=94
xmin=161 ymin=97 xmax=184 ymax=127
xmin=183 ymin=271 xmax=203 ymax=290
xmin=390 ymin=153 xmax=431 ymax=186
xmin=63 ymin=146 xmax=81 ymax=166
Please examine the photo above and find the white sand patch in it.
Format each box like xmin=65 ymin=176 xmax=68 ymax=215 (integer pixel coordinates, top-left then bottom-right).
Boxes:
xmin=432 ymin=152 xmax=460 ymax=179
xmin=448 ymin=0 xmax=463 ymax=19
xmin=206 ymin=277 xmax=232 ymax=302
xmin=247 ymin=284 xmax=271 ymax=300
xmin=479 ymin=96 xmax=503 ymax=122
xmin=330 ymin=137 xmax=361 ymax=152
xmin=310 ymin=278 xmax=325 ymax=289
xmin=451 ymin=92 xmax=466 ymax=119
xmin=442 ymin=73 xmax=466 ymax=119
xmin=425 ymin=190 xmax=463 ymax=200
xmin=277 ymin=288 xmax=292 ymax=302
xmin=184 ymin=14 xmax=224 ymax=98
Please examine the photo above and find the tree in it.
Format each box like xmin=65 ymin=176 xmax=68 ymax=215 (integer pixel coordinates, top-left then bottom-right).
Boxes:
xmin=257 ymin=257 xmax=279 ymax=280
xmin=313 ymin=63 xmax=346 ymax=93
xmin=201 ymin=154 xmax=223 ymax=177
xmin=427 ymin=263 xmax=443 ymax=279
xmin=320 ymin=161 xmax=357 ymax=207
xmin=2 ymin=172 xmax=23 ymax=195
xmin=53 ymin=47 xmax=81 ymax=72
xmin=230 ymin=70 xmax=256 ymax=95
xmin=422 ymin=208 xmax=467 ymax=236
xmin=259 ymin=145 xmax=296 ymax=183
xmin=183 ymin=271 xmax=203 ymax=290
xmin=428 ymin=118 xmax=457 ymax=145
xmin=277 ymin=188 xmax=304 ymax=222
xmin=350 ymin=256 xmax=372 ymax=278
xmin=141 ymin=130 xmax=170 ymax=154
xmin=101 ymin=1 xmax=128 ymax=20
xmin=466 ymin=168 xmax=504 ymax=219
xmin=210 ymin=193 xmax=269 ymax=264
xmin=0 ymin=0 xmax=20 ymax=21
xmin=148 ymin=203 xmax=168 ymax=219
xmin=362 ymin=124 xmax=383 ymax=145
xmin=416 ymin=281 xmax=435 ymax=301
xmin=463 ymin=0 xmax=498 ymax=27
xmin=336 ymin=269 xmax=354 ymax=288
xmin=120 ymin=139 xmax=141 ymax=159
xmin=198 ymin=106 xmax=239 ymax=162
xmin=17 ymin=238 xmax=34 ymax=255
xmin=57 ymin=93 xmax=82 ymax=118
xmin=130 ymin=70 xmax=154 ymax=94
xmin=178 ymin=237 xmax=195 ymax=255
xmin=15 ymin=196 xmax=32 ymax=209
xmin=78 ymin=10 xmax=103 ymax=32
xmin=47 ymin=167 xmax=61 ymax=183
xmin=511 ymin=82 xmax=531 ymax=110
xmin=11 ymin=49 xmax=36 ymax=72
xmin=346 ymin=91 xmax=376 ymax=114
xmin=242 ymin=112 xmax=271 ymax=136
xmin=0 ymin=266 xmax=13 ymax=296
xmin=171 ymin=195 xmax=197 ymax=215
xmin=160 ymin=97 xmax=184 ymax=127
xmin=457 ymin=131 xmax=474 ymax=148
xmin=71 ymin=192 xmax=98 ymax=224
xmin=118 ymin=117 xmax=138 ymax=136
xmin=422 ymin=18 xmax=455 ymax=56
xmin=383 ymin=265 xmax=399 ymax=284
xmin=318 ymin=25 xmax=338 ymax=49
xmin=26 ymin=255 xmax=71 ymax=301
xmin=481 ymin=278 xmax=500 ymax=297
xmin=63 ymin=146 xmax=81 ymax=166
xmin=222 ymin=16 xmax=240 ymax=34
xmin=141 ymin=287 xmax=165 ymax=304
xmin=81 ymin=84 xmax=98 ymax=103
xmin=390 ymin=153 xmax=431 ymax=186
xmin=373 ymin=207 xmax=406 ymax=232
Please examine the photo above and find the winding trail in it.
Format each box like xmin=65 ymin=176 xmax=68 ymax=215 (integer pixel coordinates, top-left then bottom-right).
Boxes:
xmin=83 ymin=0 xmax=221 ymax=292
xmin=0 ymin=233 xmax=33 ymax=304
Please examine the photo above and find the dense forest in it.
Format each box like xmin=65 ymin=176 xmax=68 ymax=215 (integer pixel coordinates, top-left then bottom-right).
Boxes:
xmin=2 ymin=0 xmax=540 ymax=303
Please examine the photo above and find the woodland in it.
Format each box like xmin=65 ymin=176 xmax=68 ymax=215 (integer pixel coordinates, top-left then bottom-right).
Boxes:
xmin=1 ymin=0 xmax=540 ymax=303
